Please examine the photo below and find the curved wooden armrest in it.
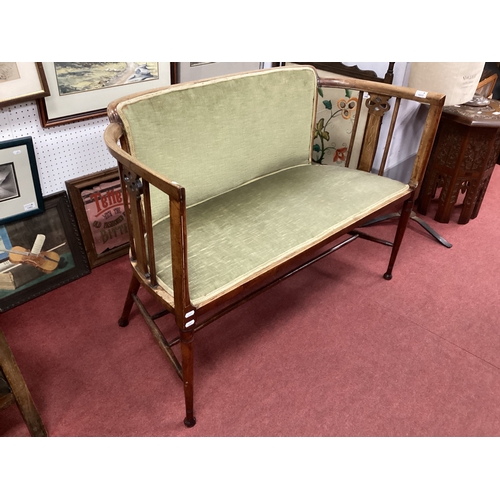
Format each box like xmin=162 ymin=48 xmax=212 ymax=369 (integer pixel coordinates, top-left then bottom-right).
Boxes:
xmin=317 ymin=75 xmax=445 ymax=190
xmin=105 ymin=122 xmax=191 ymax=321
xmin=318 ymin=75 xmax=445 ymax=106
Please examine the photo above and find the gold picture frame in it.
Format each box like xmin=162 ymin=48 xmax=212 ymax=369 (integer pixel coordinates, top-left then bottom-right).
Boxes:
xmin=0 ymin=62 xmax=50 ymax=107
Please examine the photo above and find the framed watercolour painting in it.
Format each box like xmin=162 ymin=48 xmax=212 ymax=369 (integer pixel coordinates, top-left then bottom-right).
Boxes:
xmin=0 ymin=62 xmax=50 ymax=107
xmin=0 ymin=137 xmax=44 ymax=225
xmin=37 ymin=62 xmax=176 ymax=127
xmin=66 ymin=168 xmax=129 ymax=268
xmin=0 ymin=191 xmax=90 ymax=312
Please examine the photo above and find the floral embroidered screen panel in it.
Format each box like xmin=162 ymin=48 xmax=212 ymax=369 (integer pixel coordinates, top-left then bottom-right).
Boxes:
xmin=286 ymin=63 xmax=369 ymax=168
xmin=314 ymin=86 xmax=368 ymax=167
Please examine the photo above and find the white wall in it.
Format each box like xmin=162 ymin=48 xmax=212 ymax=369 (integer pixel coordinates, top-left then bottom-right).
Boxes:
xmin=0 ymin=102 xmax=113 ymax=196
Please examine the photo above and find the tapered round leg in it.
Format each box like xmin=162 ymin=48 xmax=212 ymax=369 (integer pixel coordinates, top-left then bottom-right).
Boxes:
xmin=118 ymin=275 xmax=140 ymax=327
xmin=184 ymin=415 xmax=197 ymax=428
xmin=383 ymin=199 xmax=413 ymax=281
xmin=180 ymin=333 xmax=195 ymax=428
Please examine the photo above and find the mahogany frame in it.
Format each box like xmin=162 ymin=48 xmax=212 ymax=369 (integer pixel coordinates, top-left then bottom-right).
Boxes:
xmin=104 ymin=68 xmax=445 ymax=427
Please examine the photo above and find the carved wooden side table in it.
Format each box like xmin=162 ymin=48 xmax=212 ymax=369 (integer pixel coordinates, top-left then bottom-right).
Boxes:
xmin=418 ymin=99 xmax=500 ymax=224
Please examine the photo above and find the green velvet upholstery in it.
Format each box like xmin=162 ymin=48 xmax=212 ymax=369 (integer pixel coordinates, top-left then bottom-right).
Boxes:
xmin=114 ymin=66 xmax=413 ymax=308
xmin=153 ymin=163 xmax=409 ymax=307
xmin=117 ymin=67 xmax=318 ymax=222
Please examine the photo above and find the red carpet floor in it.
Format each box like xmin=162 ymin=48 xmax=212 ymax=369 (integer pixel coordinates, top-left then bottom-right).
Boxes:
xmin=1 ymin=167 xmax=500 ymax=437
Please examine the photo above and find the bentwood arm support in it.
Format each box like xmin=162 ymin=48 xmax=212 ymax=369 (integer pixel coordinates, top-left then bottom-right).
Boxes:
xmin=104 ymin=123 xmax=193 ymax=323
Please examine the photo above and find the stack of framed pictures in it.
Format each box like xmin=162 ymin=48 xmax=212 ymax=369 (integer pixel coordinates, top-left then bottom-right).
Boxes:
xmin=0 ymin=136 xmax=92 ymax=312
xmin=0 ymin=191 xmax=90 ymax=313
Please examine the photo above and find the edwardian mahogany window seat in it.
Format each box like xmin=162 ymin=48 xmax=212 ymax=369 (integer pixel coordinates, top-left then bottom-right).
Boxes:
xmin=104 ymin=66 xmax=444 ymax=427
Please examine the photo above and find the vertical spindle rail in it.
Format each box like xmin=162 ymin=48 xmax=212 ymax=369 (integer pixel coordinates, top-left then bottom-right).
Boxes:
xmin=378 ymin=97 xmax=401 ymax=177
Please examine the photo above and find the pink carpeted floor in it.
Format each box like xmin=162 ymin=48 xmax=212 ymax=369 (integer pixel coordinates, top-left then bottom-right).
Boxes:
xmin=1 ymin=167 xmax=500 ymax=437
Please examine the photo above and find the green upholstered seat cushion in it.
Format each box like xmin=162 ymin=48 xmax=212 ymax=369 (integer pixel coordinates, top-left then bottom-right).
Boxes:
xmin=153 ymin=163 xmax=409 ymax=307
xmin=116 ymin=67 xmax=317 ymax=221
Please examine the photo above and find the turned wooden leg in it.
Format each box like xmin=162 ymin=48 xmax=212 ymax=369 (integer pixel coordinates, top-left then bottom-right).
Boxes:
xmin=434 ymin=175 xmax=459 ymax=224
xmin=384 ymin=198 xmax=414 ymax=281
xmin=469 ymin=175 xmax=492 ymax=222
xmin=118 ymin=274 xmax=141 ymax=327
xmin=180 ymin=330 xmax=196 ymax=427
xmin=458 ymin=179 xmax=480 ymax=224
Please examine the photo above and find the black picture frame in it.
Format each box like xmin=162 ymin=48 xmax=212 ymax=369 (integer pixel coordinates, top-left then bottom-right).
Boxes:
xmin=0 ymin=137 xmax=44 ymax=225
xmin=0 ymin=191 xmax=90 ymax=312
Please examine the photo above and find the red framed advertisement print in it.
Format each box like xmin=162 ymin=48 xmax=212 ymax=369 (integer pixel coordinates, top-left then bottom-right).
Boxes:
xmin=66 ymin=168 xmax=129 ymax=268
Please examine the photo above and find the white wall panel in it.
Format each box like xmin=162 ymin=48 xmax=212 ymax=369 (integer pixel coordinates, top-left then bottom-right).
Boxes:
xmin=0 ymin=101 xmax=115 ymax=196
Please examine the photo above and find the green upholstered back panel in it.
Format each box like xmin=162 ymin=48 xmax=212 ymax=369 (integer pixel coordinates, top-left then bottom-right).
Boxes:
xmin=116 ymin=67 xmax=317 ymax=222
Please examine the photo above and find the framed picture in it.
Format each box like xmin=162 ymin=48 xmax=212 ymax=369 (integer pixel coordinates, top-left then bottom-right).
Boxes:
xmin=0 ymin=191 xmax=90 ymax=313
xmin=176 ymin=62 xmax=265 ymax=82
xmin=66 ymin=168 xmax=129 ymax=268
xmin=0 ymin=137 xmax=44 ymax=225
xmin=37 ymin=62 xmax=176 ymax=127
xmin=0 ymin=62 xmax=50 ymax=107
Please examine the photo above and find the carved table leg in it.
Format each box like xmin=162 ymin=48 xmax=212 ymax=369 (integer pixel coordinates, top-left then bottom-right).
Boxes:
xmin=458 ymin=179 xmax=480 ymax=224
xmin=434 ymin=175 xmax=459 ymax=224
xmin=418 ymin=170 xmax=441 ymax=216
xmin=469 ymin=173 xmax=493 ymax=222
